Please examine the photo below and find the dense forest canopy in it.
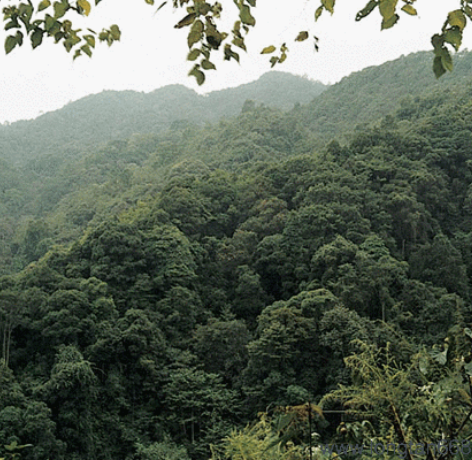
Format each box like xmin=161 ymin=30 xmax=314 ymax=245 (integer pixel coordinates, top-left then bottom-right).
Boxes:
xmin=2 ymin=51 xmax=472 ymax=459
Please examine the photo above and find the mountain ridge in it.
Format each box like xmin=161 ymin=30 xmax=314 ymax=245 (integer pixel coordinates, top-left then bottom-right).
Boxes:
xmin=0 ymin=71 xmax=326 ymax=166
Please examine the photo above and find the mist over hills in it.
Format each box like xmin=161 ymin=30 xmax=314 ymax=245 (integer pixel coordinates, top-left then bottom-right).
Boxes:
xmin=0 ymin=71 xmax=325 ymax=166
xmin=3 ymin=50 xmax=472 ymax=169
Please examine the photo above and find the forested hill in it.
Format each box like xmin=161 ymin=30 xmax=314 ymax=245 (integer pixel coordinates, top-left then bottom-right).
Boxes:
xmin=0 ymin=71 xmax=325 ymax=165
xmin=3 ymin=50 xmax=472 ymax=460
xmin=299 ymin=50 xmax=472 ymax=141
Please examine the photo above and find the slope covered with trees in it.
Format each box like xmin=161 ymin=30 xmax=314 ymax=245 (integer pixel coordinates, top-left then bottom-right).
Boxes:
xmin=2 ymin=51 xmax=472 ymax=460
xmin=299 ymin=50 xmax=472 ymax=141
xmin=0 ymin=71 xmax=325 ymax=166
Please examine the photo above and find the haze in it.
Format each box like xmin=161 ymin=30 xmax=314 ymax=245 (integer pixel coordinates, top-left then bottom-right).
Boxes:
xmin=0 ymin=0 xmax=469 ymax=123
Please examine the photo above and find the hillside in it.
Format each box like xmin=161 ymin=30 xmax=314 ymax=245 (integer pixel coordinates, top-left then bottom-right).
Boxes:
xmin=2 ymin=51 xmax=472 ymax=459
xmin=3 ymin=50 xmax=472 ymax=279
xmin=300 ymin=50 xmax=472 ymax=141
xmin=0 ymin=71 xmax=325 ymax=166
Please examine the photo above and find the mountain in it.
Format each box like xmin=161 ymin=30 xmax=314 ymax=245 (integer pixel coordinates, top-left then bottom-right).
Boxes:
xmin=3 ymin=49 xmax=472 ymax=278
xmin=0 ymin=71 xmax=325 ymax=166
xmin=3 ymin=47 xmax=472 ymax=460
xmin=299 ymin=50 xmax=472 ymax=142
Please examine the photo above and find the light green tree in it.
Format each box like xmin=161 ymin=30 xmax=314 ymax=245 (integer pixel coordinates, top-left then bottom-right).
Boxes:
xmin=322 ymin=329 xmax=472 ymax=460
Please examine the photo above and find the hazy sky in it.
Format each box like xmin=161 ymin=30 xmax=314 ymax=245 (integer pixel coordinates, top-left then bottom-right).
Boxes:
xmin=0 ymin=0 xmax=470 ymax=123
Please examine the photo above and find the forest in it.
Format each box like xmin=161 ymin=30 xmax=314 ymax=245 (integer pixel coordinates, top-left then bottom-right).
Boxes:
xmin=1 ymin=50 xmax=472 ymax=460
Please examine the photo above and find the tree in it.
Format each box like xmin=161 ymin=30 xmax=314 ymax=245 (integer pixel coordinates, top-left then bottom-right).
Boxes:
xmin=40 ymin=345 xmax=99 ymax=459
xmin=242 ymin=289 xmax=343 ymax=410
xmin=161 ymin=366 xmax=238 ymax=458
xmin=0 ymin=281 xmax=26 ymax=368
xmin=210 ymin=412 xmax=305 ymax=460
xmin=2 ymin=0 xmax=469 ymax=83
xmin=322 ymin=329 xmax=472 ymax=460
xmin=193 ymin=317 xmax=250 ymax=385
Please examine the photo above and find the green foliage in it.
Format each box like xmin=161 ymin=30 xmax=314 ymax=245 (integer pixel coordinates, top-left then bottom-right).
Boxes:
xmin=0 ymin=442 xmax=33 ymax=460
xmin=2 ymin=0 xmax=469 ymax=82
xmin=322 ymin=329 xmax=472 ymax=459
xmin=162 ymin=366 xmax=239 ymax=457
xmin=210 ymin=412 xmax=305 ymax=460
xmin=2 ymin=49 xmax=472 ymax=460
xmin=135 ymin=440 xmax=190 ymax=460
xmin=193 ymin=318 xmax=250 ymax=385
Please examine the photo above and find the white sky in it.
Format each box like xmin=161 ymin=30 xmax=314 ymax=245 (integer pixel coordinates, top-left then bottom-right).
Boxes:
xmin=0 ymin=0 xmax=470 ymax=123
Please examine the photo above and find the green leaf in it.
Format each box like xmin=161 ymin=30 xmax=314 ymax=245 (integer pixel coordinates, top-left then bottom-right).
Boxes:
xmin=188 ymin=30 xmax=201 ymax=47
xmin=53 ymin=32 xmax=66 ymax=43
xmin=232 ymin=36 xmax=246 ymax=50
xmin=401 ymin=4 xmax=416 ymax=15
xmin=240 ymin=5 xmax=256 ymax=26
xmin=273 ymin=413 xmax=297 ymax=432
xmin=379 ymin=0 xmax=398 ymax=21
xmin=444 ymin=28 xmax=462 ymax=51
xmin=174 ymin=12 xmax=196 ymax=29
xmin=5 ymin=442 xmax=18 ymax=452
xmin=448 ymin=10 xmax=466 ymax=31
xmin=201 ymin=59 xmax=216 ymax=70
xmin=53 ymin=1 xmax=67 ymax=18
xmin=429 ymin=346 xmax=448 ymax=365
xmin=16 ymin=31 xmax=23 ymax=46
xmin=464 ymin=361 xmax=472 ymax=376
xmin=144 ymin=0 xmax=154 ymax=4
xmin=19 ymin=3 xmax=34 ymax=27
xmin=224 ymin=44 xmax=239 ymax=62
xmin=192 ymin=19 xmax=204 ymax=33
xmin=5 ymin=35 xmax=17 ymax=54
xmin=38 ymin=0 xmax=51 ymax=11
xmin=188 ymin=65 xmax=205 ymax=85
xmin=260 ymin=45 xmax=276 ymax=54
xmin=295 ymin=31 xmax=309 ymax=42
xmin=315 ymin=6 xmax=323 ymax=20
xmin=84 ymin=34 xmax=95 ymax=47
xmin=464 ymin=328 xmax=472 ymax=339
xmin=81 ymin=43 xmax=92 ymax=56
xmin=31 ymin=29 xmax=44 ymax=48
xmin=5 ymin=21 xmax=19 ymax=31
xmin=356 ymin=0 xmax=378 ymax=21
xmin=187 ymin=48 xmax=200 ymax=60
xmin=77 ymin=0 xmax=91 ymax=16
xmin=54 ymin=31 xmax=65 ymax=42
xmin=155 ymin=1 xmax=167 ymax=13
xmin=321 ymin=0 xmax=334 ymax=14
xmin=381 ymin=13 xmax=399 ymax=29
xmin=196 ymin=2 xmax=210 ymax=15
xmin=465 ymin=5 xmax=472 ymax=20
xmin=187 ymin=19 xmax=203 ymax=47
xmin=440 ymin=49 xmax=453 ymax=71
xmin=431 ymin=33 xmax=443 ymax=51
xmin=110 ymin=24 xmax=120 ymax=40
xmin=44 ymin=14 xmax=53 ymax=30
xmin=206 ymin=27 xmax=224 ymax=49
